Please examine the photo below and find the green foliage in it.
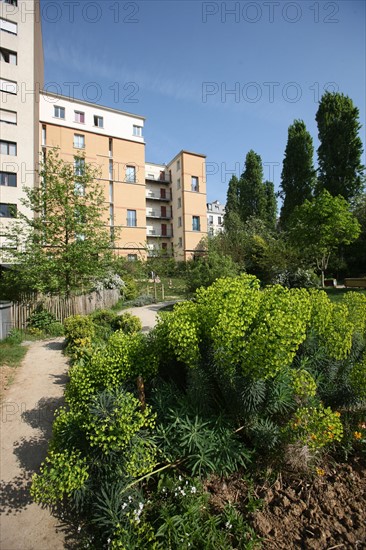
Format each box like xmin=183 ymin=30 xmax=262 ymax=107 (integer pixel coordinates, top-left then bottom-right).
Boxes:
xmin=114 ymin=312 xmax=142 ymax=334
xmin=185 ymin=244 xmax=239 ymax=294
xmin=316 ymin=91 xmax=365 ymax=201
xmin=65 ymin=331 xmax=158 ymax=412
xmin=27 ymin=305 xmax=57 ymax=332
xmin=31 ymin=450 xmax=89 ymax=505
xmin=288 ymin=190 xmax=361 ymax=286
xmin=280 ymin=119 xmax=316 ymax=228
xmin=287 ymin=405 xmax=343 ymax=450
xmin=64 ymin=314 xmax=95 ymax=360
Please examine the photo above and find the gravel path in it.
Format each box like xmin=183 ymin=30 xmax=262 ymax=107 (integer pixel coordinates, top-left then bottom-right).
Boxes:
xmin=0 ymin=338 xmax=68 ymax=550
xmin=119 ymin=300 xmax=178 ymax=332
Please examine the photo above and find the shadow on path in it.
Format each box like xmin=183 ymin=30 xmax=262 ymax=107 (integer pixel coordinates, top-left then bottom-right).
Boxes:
xmin=1 ymin=396 xmax=64 ymax=515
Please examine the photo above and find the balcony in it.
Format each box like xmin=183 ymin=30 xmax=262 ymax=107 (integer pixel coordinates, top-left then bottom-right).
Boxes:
xmin=146 ymin=210 xmax=172 ymax=220
xmin=146 ymin=191 xmax=171 ymax=202
xmin=147 ymin=229 xmax=173 ymax=238
xmin=145 ymin=174 xmax=170 ymax=184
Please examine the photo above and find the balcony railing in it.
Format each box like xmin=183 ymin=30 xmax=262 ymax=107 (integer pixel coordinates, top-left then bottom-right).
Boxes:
xmin=147 ymin=229 xmax=173 ymax=238
xmin=146 ymin=210 xmax=172 ymax=219
xmin=145 ymin=175 xmax=170 ymax=184
xmin=146 ymin=191 xmax=171 ymax=201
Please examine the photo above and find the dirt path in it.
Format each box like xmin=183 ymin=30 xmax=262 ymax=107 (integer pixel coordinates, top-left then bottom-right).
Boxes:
xmin=0 ymin=338 xmax=69 ymax=550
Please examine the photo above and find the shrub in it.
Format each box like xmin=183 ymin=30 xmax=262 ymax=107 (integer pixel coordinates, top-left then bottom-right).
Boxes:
xmin=27 ymin=305 xmax=57 ymax=332
xmin=64 ymin=314 xmax=95 ymax=360
xmin=114 ymin=312 xmax=142 ymax=334
xmin=46 ymin=321 xmax=65 ymax=337
xmin=122 ymin=277 xmax=139 ymax=301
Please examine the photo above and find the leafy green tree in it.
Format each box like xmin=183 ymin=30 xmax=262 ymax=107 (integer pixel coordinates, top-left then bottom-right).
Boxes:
xmin=1 ymin=149 xmax=115 ymax=297
xmin=344 ymin=194 xmax=366 ymax=275
xmin=288 ymin=190 xmax=361 ymax=286
xmin=279 ymin=120 xmax=316 ymax=228
xmin=316 ymin=92 xmax=365 ymax=200
xmin=239 ymin=150 xmax=266 ymax=223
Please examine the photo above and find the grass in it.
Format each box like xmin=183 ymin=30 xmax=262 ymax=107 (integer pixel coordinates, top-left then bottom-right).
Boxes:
xmin=324 ymin=287 xmax=366 ymax=303
xmin=0 ymin=341 xmax=28 ymax=368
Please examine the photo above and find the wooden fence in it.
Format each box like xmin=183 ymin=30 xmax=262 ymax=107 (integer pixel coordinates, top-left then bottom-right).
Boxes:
xmin=10 ymin=289 xmax=120 ymax=330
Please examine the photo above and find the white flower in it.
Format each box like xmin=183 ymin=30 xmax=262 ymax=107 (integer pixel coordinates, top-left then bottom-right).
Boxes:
xmin=122 ymin=503 xmax=127 ymax=510
xmin=190 ymin=486 xmax=197 ymax=494
xmin=225 ymin=521 xmax=232 ymax=530
xmin=77 ymin=526 xmax=81 ymax=532
xmin=180 ymin=490 xmax=186 ymax=496
xmin=139 ymin=502 xmax=144 ymax=510
xmin=179 ymin=475 xmax=182 ymax=481
xmin=107 ymin=538 xmax=111 ymax=544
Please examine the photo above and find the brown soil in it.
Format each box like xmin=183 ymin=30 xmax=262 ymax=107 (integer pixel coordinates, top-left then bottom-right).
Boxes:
xmin=206 ymin=459 xmax=366 ymax=549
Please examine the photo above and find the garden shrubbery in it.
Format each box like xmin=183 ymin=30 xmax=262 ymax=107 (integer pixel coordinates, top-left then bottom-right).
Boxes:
xmin=32 ymin=275 xmax=366 ymax=548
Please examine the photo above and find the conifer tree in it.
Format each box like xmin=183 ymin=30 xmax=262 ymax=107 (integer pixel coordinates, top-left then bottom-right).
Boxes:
xmin=279 ymin=119 xmax=316 ymax=228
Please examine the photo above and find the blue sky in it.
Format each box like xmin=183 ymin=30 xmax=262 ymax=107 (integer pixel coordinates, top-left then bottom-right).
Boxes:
xmin=40 ymin=0 xmax=366 ymax=204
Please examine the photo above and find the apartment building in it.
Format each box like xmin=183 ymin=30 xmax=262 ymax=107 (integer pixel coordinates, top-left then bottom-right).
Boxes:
xmin=40 ymin=93 xmax=207 ymax=260
xmin=0 ymin=0 xmax=44 ymax=251
xmin=207 ymin=200 xmax=225 ymax=235
xmin=0 ymin=0 xmax=207 ymax=264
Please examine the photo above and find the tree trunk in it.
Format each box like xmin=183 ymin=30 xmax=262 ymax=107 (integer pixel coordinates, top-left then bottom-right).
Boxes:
xmin=136 ymin=376 xmax=146 ymax=411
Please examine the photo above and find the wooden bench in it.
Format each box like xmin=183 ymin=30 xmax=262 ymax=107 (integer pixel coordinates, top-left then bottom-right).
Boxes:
xmin=344 ymin=278 xmax=366 ymax=289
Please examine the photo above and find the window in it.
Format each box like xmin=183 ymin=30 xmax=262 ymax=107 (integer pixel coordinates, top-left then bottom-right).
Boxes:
xmin=74 ymin=134 xmax=85 ymax=149
xmin=126 ymin=165 xmax=136 ymax=183
xmin=177 ymin=178 xmax=181 ymax=190
xmin=133 ymin=125 xmax=142 ymax=137
xmin=0 ymin=203 xmax=17 ymax=218
xmin=41 ymin=125 xmax=46 ymax=146
xmin=178 ymin=237 xmax=182 ymax=248
xmin=54 ymin=106 xmax=65 ymax=119
xmin=109 ymin=160 xmax=113 ymax=179
xmin=94 ymin=115 xmax=103 ymax=128
xmin=191 ymin=176 xmax=199 ymax=192
xmin=74 ymin=157 xmax=85 ymax=176
xmin=0 ymin=171 xmax=16 ymax=186
xmin=0 ymin=140 xmax=16 ymax=155
xmin=0 ymin=108 xmax=16 ymax=124
xmin=0 ymin=78 xmax=17 ymax=94
xmin=128 ymin=254 xmax=138 ymax=261
xmin=209 ymin=215 xmax=213 ymax=224
xmin=176 ymin=159 xmax=181 ymax=171
xmin=109 ymin=138 xmax=113 ymax=157
xmin=207 ymin=203 xmax=212 ymax=211
xmin=0 ymin=17 xmax=17 ymax=35
xmin=192 ymin=216 xmax=200 ymax=231
xmin=218 ymin=216 xmax=222 ymax=225
xmin=177 ymin=197 xmax=181 ymax=209
xmin=0 ymin=47 xmax=17 ymax=65
xmin=74 ymin=182 xmax=85 ymax=196
xmin=127 ymin=209 xmax=137 ymax=227
xmin=178 ymin=216 xmax=182 ymax=227
xmin=74 ymin=110 xmax=85 ymax=123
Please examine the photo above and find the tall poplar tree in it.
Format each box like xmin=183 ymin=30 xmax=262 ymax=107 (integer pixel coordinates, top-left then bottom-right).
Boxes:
xmin=239 ymin=150 xmax=266 ymax=223
xmin=279 ymin=119 xmax=316 ymax=228
xmin=316 ymin=92 xmax=365 ymax=201
xmin=264 ymin=181 xmax=277 ymax=230
xmin=224 ymin=175 xmax=240 ymax=230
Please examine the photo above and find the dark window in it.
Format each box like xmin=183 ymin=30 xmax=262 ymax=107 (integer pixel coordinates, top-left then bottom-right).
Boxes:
xmin=0 ymin=171 xmax=17 ymax=186
xmin=0 ymin=203 xmax=17 ymax=217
